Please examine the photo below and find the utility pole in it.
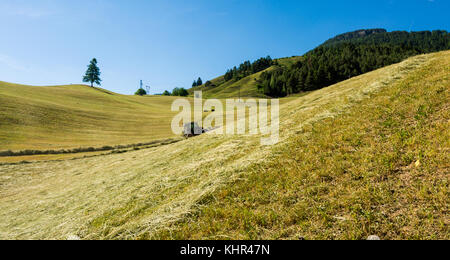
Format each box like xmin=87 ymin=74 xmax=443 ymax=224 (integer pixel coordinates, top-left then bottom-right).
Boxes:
xmin=140 ymin=80 xmax=150 ymax=94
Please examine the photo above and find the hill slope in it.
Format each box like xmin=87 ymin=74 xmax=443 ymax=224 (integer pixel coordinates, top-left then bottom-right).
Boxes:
xmin=159 ymin=51 xmax=449 ymax=240
xmin=189 ymin=56 xmax=302 ymax=99
xmin=0 ymin=82 xmax=183 ymax=152
xmin=1 ymin=51 xmax=447 ymax=240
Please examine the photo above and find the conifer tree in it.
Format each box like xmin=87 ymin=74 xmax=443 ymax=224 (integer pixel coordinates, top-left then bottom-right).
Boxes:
xmin=83 ymin=58 xmax=101 ymax=87
xmin=196 ymin=77 xmax=203 ymax=86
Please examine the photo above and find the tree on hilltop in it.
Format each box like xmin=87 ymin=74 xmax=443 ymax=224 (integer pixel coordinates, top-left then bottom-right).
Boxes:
xmin=83 ymin=58 xmax=102 ymax=87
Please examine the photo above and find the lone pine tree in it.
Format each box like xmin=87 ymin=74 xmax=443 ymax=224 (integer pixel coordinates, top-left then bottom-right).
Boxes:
xmin=83 ymin=58 xmax=102 ymax=87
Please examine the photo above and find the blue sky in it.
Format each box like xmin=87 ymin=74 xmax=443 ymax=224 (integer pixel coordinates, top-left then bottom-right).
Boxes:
xmin=0 ymin=0 xmax=448 ymax=94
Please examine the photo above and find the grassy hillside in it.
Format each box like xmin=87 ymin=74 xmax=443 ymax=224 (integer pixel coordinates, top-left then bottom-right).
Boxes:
xmin=0 ymin=82 xmax=184 ymax=153
xmin=189 ymin=56 xmax=302 ymax=99
xmin=1 ymin=51 xmax=447 ymax=240
xmin=155 ymin=51 xmax=449 ymax=240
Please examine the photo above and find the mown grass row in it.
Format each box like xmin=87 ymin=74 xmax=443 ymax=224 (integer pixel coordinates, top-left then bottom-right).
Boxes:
xmin=0 ymin=138 xmax=181 ymax=157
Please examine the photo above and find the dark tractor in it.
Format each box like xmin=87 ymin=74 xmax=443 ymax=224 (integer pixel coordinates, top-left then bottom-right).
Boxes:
xmin=183 ymin=122 xmax=205 ymax=138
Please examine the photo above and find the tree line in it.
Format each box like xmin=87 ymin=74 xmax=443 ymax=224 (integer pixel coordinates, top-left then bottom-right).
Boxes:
xmin=162 ymin=87 xmax=189 ymax=97
xmin=224 ymin=56 xmax=274 ymax=82
xmin=258 ymin=30 xmax=449 ymax=97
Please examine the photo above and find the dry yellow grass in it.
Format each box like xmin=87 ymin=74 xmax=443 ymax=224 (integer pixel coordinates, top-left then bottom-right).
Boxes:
xmin=0 ymin=82 xmax=184 ymax=152
xmin=0 ymin=51 xmax=448 ymax=240
xmin=154 ymin=51 xmax=450 ymax=240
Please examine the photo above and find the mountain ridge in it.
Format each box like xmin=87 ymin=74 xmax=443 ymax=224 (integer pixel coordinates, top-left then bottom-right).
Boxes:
xmin=190 ymin=29 xmax=449 ymax=98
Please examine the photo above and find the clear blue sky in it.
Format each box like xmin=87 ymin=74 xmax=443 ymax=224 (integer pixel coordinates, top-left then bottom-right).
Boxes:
xmin=0 ymin=0 xmax=448 ymax=94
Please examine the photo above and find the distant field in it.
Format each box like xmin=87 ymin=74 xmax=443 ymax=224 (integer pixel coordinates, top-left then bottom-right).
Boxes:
xmin=1 ymin=51 xmax=447 ymax=240
xmin=0 ymin=82 xmax=185 ymax=153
